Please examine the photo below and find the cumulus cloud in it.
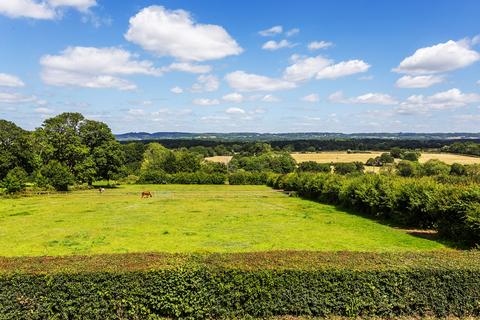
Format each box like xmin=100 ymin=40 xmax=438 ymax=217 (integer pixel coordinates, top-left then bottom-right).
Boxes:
xmin=283 ymin=55 xmax=370 ymax=82
xmin=191 ymin=74 xmax=220 ymax=92
xmin=316 ymin=60 xmax=370 ymax=79
xmin=222 ymin=92 xmax=244 ymax=103
xmin=34 ymin=107 xmax=54 ymax=114
xmin=262 ymin=39 xmax=294 ymax=51
xmin=193 ymin=98 xmax=220 ymax=106
xmin=396 ymin=88 xmax=480 ymax=114
xmin=170 ymin=86 xmax=183 ymax=94
xmin=308 ymin=41 xmax=333 ymax=50
xmin=0 ymin=0 xmax=96 ymax=19
xmin=163 ymin=62 xmax=211 ymax=74
xmin=301 ymin=93 xmax=319 ymax=103
xmin=394 ymin=40 xmax=480 ymax=75
xmin=396 ymin=75 xmax=445 ymax=88
xmin=329 ymin=91 xmax=398 ymax=105
xmin=225 ymin=107 xmax=246 ymax=114
xmin=259 ymin=25 xmax=283 ymax=36
xmin=125 ymin=6 xmax=243 ymax=61
xmin=225 ymin=71 xmax=296 ymax=92
xmin=0 ymin=73 xmax=25 ymax=87
xmin=40 ymin=46 xmax=162 ymax=90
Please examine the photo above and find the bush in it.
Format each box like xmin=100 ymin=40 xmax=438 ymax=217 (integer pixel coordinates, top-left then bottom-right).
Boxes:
xmin=138 ymin=171 xmax=226 ymax=184
xmin=397 ymin=160 xmax=420 ymax=177
xmin=333 ymin=162 xmax=359 ymax=175
xmin=422 ymin=159 xmax=451 ymax=176
xmin=2 ymin=167 xmax=28 ymax=194
xmin=269 ymin=172 xmax=480 ymax=246
xmin=450 ymin=163 xmax=466 ymax=176
xmin=0 ymin=252 xmax=479 ymax=319
xmin=39 ymin=161 xmax=74 ymax=191
xmin=297 ymin=161 xmax=331 ymax=173
xmin=403 ymin=151 xmax=421 ymax=161
xmin=228 ymin=171 xmax=268 ymax=185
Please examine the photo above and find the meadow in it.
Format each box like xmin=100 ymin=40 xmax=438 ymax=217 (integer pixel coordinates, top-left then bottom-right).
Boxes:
xmin=206 ymin=152 xmax=480 ymax=165
xmin=0 ymin=184 xmax=446 ymax=257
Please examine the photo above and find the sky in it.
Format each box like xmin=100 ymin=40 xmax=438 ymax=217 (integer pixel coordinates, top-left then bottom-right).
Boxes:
xmin=0 ymin=0 xmax=479 ymax=134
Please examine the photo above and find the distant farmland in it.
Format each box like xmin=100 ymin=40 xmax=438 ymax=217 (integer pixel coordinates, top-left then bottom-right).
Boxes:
xmin=206 ymin=152 xmax=480 ymax=165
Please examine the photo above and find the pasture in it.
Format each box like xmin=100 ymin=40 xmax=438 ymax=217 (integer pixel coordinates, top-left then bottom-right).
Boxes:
xmin=0 ymin=185 xmax=446 ymax=256
xmin=206 ymin=152 xmax=480 ymax=165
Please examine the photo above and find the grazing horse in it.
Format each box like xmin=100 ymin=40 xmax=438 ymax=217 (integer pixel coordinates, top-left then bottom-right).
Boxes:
xmin=141 ymin=191 xmax=153 ymax=198
xmin=98 ymin=187 xmax=105 ymax=193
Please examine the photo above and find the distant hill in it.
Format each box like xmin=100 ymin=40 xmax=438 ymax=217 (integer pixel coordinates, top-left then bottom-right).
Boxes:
xmin=115 ymin=132 xmax=480 ymax=142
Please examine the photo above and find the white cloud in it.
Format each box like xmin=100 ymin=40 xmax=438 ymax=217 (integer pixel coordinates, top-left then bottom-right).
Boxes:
xmin=284 ymin=56 xmax=370 ymax=82
xmin=225 ymin=107 xmax=246 ymax=114
xmin=259 ymin=25 xmax=283 ymax=36
xmin=191 ymin=74 xmax=219 ymax=92
xmin=261 ymin=94 xmax=280 ymax=102
xmin=0 ymin=73 xmax=25 ymax=87
xmin=225 ymin=71 xmax=296 ymax=92
xmin=301 ymin=93 xmax=319 ymax=103
xmin=329 ymin=91 xmax=398 ymax=105
xmin=40 ymin=46 xmax=161 ymax=90
xmin=397 ymin=88 xmax=480 ymax=114
xmin=394 ymin=40 xmax=480 ymax=75
xmin=286 ymin=28 xmax=299 ymax=37
xmin=48 ymin=0 xmax=96 ymax=12
xmin=125 ymin=6 xmax=242 ymax=61
xmin=396 ymin=75 xmax=445 ymax=88
xmin=222 ymin=92 xmax=244 ymax=103
xmin=193 ymin=98 xmax=220 ymax=106
xmin=283 ymin=55 xmax=332 ymax=82
xmin=127 ymin=108 xmax=146 ymax=116
xmin=262 ymin=39 xmax=294 ymax=50
xmin=34 ymin=107 xmax=54 ymax=114
xmin=308 ymin=41 xmax=333 ymax=50
xmin=170 ymin=86 xmax=183 ymax=94
xmin=0 ymin=0 xmax=96 ymax=19
xmin=316 ymin=60 xmax=370 ymax=79
xmin=163 ymin=62 xmax=211 ymax=74
xmin=0 ymin=92 xmax=37 ymax=104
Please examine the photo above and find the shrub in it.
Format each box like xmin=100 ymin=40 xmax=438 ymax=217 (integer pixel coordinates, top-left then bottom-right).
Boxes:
xmin=422 ymin=159 xmax=451 ymax=176
xmin=333 ymin=162 xmax=359 ymax=175
xmin=397 ymin=160 xmax=420 ymax=177
xmin=39 ymin=161 xmax=74 ymax=191
xmin=0 ymin=252 xmax=479 ymax=319
xmin=2 ymin=167 xmax=28 ymax=194
xmin=297 ymin=161 xmax=330 ymax=173
xmin=403 ymin=151 xmax=421 ymax=161
xmin=450 ymin=163 xmax=466 ymax=176
xmin=228 ymin=171 xmax=268 ymax=185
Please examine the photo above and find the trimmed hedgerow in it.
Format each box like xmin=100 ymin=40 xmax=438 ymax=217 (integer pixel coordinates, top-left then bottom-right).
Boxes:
xmin=0 ymin=251 xmax=479 ymax=319
xmin=138 ymin=171 xmax=226 ymax=184
xmin=267 ymin=173 xmax=480 ymax=246
xmin=228 ymin=171 xmax=270 ymax=185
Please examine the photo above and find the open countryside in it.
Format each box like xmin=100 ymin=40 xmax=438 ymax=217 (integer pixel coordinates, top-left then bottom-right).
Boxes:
xmin=207 ymin=152 xmax=480 ymax=165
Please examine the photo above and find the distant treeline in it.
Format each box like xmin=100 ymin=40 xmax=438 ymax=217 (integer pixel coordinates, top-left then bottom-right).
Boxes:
xmin=122 ymin=138 xmax=480 ymax=154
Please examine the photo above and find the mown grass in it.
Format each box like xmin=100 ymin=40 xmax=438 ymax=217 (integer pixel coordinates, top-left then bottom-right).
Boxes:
xmin=0 ymin=185 xmax=446 ymax=256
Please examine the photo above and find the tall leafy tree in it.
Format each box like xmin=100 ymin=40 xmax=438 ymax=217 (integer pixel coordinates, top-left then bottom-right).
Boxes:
xmin=0 ymin=120 xmax=35 ymax=179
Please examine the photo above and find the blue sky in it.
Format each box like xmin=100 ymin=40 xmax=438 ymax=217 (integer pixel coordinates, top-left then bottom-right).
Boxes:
xmin=0 ymin=0 xmax=479 ymax=133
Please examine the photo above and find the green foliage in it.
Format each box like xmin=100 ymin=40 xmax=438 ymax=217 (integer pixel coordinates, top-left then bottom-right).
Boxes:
xmin=228 ymin=171 xmax=268 ymax=185
xmin=450 ymin=162 xmax=467 ymax=176
xmin=39 ymin=160 xmax=74 ymax=191
xmin=268 ymin=172 xmax=480 ymax=246
xmin=422 ymin=159 xmax=451 ymax=176
xmin=2 ymin=167 xmax=28 ymax=194
xmin=201 ymin=161 xmax=227 ymax=174
xmin=1 ymin=252 xmax=479 ymax=319
xmin=333 ymin=162 xmax=361 ymax=175
xmin=397 ymin=160 xmax=421 ymax=177
xmin=229 ymin=153 xmax=296 ymax=174
xmin=442 ymin=141 xmax=480 ymax=156
xmin=297 ymin=161 xmax=331 ymax=173
xmin=390 ymin=147 xmax=404 ymax=158
xmin=0 ymin=120 xmax=35 ymax=180
xmin=403 ymin=151 xmax=421 ymax=161
xmin=138 ymin=171 xmax=226 ymax=184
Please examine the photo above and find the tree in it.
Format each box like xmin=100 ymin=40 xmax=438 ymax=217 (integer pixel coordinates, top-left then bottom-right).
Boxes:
xmin=92 ymin=141 xmax=125 ymax=181
xmin=379 ymin=153 xmax=395 ymax=164
xmin=40 ymin=161 xmax=74 ymax=191
xmin=450 ymin=163 xmax=466 ymax=176
xmin=390 ymin=147 xmax=404 ymax=159
xmin=2 ymin=167 xmax=28 ymax=194
xmin=174 ymin=151 xmax=201 ymax=173
xmin=0 ymin=120 xmax=35 ymax=179
xmin=334 ymin=162 xmax=358 ymax=175
xmin=297 ymin=161 xmax=331 ymax=173
xmin=422 ymin=159 xmax=450 ymax=176
xmin=141 ymin=143 xmax=176 ymax=173
xmin=397 ymin=160 xmax=420 ymax=177
xmin=403 ymin=152 xmax=420 ymax=161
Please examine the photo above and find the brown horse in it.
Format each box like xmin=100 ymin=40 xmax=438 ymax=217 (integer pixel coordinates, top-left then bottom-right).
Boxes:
xmin=98 ymin=187 xmax=105 ymax=193
xmin=141 ymin=191 xmax=153 ymax=198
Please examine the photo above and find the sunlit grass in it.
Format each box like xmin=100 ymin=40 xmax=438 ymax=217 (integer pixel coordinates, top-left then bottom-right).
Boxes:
xmin=0 ymin=185 xmax=446 ymax=256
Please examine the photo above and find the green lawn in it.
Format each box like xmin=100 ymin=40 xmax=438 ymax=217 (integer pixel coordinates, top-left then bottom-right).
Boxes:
xmin=0 ymin=185 xmax=446 ymax=256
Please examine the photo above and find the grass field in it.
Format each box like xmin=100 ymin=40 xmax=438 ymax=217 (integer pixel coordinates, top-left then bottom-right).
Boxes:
xmin=206 ymin=152 xmax=480 ymax=165
xmin=0 ymin=185 xmax=446 ymax=257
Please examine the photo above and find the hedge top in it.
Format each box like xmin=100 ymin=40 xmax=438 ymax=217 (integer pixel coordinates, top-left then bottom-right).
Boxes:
xmin=1 ymin=250 xmax=479 ymax=275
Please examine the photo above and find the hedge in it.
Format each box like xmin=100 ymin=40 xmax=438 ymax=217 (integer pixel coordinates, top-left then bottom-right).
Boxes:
xmin=267 ymin=173 xmax=480 ymax=246
xmin=1 ymin=251 xmax=479 ymax=319
xmin=138 ymin=171 xmax=226 ymax=184
xmin=227 ymin=171 xmax=270 ymax=185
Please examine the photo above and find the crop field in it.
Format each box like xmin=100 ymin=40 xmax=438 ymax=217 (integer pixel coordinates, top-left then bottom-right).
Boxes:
xmin=0 ymin=185 xmax=446 ymax=256
xmin=206 ymin=152 xmax=480 ymax=165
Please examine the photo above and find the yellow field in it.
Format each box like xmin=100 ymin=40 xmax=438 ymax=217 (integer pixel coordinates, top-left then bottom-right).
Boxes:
xmin=205 ymin=152 xmax=480 ymax=165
